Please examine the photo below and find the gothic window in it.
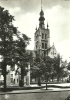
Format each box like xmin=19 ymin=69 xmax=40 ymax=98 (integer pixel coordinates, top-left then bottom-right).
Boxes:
xmin=42 ymin=43 xmax=44 ymax=49
xmin=45 ymin=34 xmax=47 ymax=39
xmin=14 ymin=79 xmax=15 ymax=84
xmin=45 ymin=43 xmax=47 ymax=49
xmin=36 ymin=45 xmax=37 ymax=49
xmin=42 ymin=33 xmax=44 ymax=39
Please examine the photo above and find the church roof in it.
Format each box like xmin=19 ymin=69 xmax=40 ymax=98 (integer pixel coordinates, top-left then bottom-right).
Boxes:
xmin=47 ymin=47 xmax=52 ymax=51
xmin=46 ymin=44 xmax=56 ymax=53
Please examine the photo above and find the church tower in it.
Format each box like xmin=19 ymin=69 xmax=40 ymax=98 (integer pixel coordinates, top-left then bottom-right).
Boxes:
xmin=34 ymin=0 xmax=50 ymax=56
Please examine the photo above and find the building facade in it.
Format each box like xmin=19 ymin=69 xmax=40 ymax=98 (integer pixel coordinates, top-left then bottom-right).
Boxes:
xmin=0 ymin=64 xmax=30 ymax=86
xmin=6 ymin=64 xmax=30 ymax=86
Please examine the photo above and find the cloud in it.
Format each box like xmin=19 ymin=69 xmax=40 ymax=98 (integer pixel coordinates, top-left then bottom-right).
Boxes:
xmin=0 ymin=0 xmax=70 ymax=13
xmin=44 ymin=5 xmax=70 ymax=43
xmin=0 ymin=0 xmax=40 ymax=13
xmin=9 ymin=7 xmax=21 ymax=15
xmin=10 ymin=11 xmax=39 ymax=50
xmin=56 ymin=40 xmax=70 ymax=60
xmin=44 ymin=5 xmax=70 ymax=60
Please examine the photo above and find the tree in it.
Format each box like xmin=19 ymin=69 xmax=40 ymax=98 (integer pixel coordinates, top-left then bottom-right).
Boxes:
xmin=16 ymin=51 xmax=31 ymax=87
xmin=53 ymin=54 xmax=65 ymax=82
xmin=37 ymin=56 xmax=54 ymax=89
xmin=67 ymin=62 xmax=70 ymax=70
xmin=30 ymin=53 xmax=43 ymax=85
xmin=31 ymin=53 xmax=54 ymax=87
xmin=13 ymin=34 xmax=30 ymax=77
xmin=0 ymin=6 xmax=17 ymax=91
xmin=0 ymin=6 xmax=30 ymax=90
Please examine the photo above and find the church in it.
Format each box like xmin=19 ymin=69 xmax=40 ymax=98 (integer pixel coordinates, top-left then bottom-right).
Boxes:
xmin=28 ymin=3 xmax=58 ymax=59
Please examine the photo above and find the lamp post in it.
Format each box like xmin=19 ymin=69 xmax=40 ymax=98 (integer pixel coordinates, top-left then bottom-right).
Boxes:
xmin=44 ymin=48 xmax=48 ymax=90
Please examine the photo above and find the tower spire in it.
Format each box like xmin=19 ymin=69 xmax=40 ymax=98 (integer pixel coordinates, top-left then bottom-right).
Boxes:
xmin=41 ymin=0 xmax=42 ymax=10
xmin=39 ymin=0 xmax=45 ymax=28
xmin=47 ymin=22 xmax=49 ymax=29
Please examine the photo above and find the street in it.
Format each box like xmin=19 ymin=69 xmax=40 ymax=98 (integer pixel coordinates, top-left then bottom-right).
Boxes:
xmin=0 ymin=89 xmax=70 ymax=100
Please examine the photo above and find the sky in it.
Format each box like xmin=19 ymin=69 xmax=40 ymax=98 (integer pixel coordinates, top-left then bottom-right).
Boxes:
xmin=0 ymin=0 xmax=70 ymax=62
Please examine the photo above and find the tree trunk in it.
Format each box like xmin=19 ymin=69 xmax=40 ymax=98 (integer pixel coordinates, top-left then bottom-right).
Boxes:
xmin=3 ymin=65 xmax=7 ymax=92
xmin=57 ymin=75 xmax=59 ymax=82
xmin=52 ymin=78 xmax=53 ymax=82
xmin=38 ymin=77 xmax=41 ymax=86
xmin=61 ymin=74 xmax=63 ymax=81
xmin=62 ymin=77 xmax=63 ymax=81
xmin=21 ymin=67 xmax=24 ymax=80
xmin=52 ymin=75 xmax=54 ymax=82
xmin=46 ymin=77 xmax=47 ymax=90
xmin=19 ymin=67 xmax=24 ymax=87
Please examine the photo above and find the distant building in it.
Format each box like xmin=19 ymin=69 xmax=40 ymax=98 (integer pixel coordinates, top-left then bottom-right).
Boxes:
xmin=10 ymin=70 xmax=20 ymax=85
xmin=6 ymin=65 xmax=21 ymax=86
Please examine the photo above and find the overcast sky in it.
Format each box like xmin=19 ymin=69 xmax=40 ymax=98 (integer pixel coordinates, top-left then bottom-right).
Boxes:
xmin=0 ymin=0 xmax=70 ymax=62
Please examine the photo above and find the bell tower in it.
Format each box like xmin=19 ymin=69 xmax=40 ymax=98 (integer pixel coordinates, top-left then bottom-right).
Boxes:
xmin=34 ymin=0 xmax=50 ymax=56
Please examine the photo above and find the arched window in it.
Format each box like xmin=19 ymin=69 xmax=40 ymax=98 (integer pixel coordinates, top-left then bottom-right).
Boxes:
xmin=42 ymin=43 xmax=44 ymax=49
xmin=45 ymin=34 xmax=47 ymax=39
xmin=42 ymin=33 xmax=44 ymax=39
xmin=14 ymin=79 xmax=15 ymax=84
xmin=36 ymin=45 xmax=37 ymax=49
xmin=45 ymin=43 xmax=47 ymax=49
